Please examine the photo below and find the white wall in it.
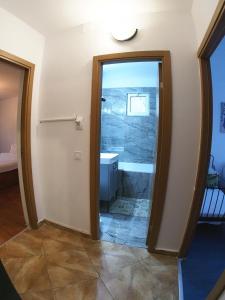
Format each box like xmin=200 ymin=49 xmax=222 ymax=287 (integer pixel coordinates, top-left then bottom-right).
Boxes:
xmin=210 ymin=36 xmax=225 ymax=172
xmin=0 ymin=97 xmax=18 ymax=152
xmin=0 ymin=7 xmax=45 ymax=222
xmin=191 ymin=0 xmax=220 ymax=47
xmin=38 ymin=11 xmax=201 ymax=250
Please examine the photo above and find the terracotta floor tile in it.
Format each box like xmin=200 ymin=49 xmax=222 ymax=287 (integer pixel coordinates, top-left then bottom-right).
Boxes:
xmin=54 ymin=279 xmax=113 ymax=300
xmin=47 ymin=264 xmax=99 ymax=289
xmin=39 ymin=224 xmax=84 ymax=249
xmin=46 ymin=248 xmax=98 ymax=277
xmin=3 ymin=231 xmax=44 ymax=258
xmin=20 ymin=289 xmax=55 ymax=300
xmin=130 ymin=247 xmax=151 ymax=260
xmin=101 ymin=261 xmax=178 ymax=300
xmin=43 ymin=238 xmax=84 ymax=256
xmin=2 ymin=255 xmax=51 ymax=294
xmin=0 ymin=223 xmax=178 ymax=299
xmin=140 ymin=254 xmax=178 ymax=272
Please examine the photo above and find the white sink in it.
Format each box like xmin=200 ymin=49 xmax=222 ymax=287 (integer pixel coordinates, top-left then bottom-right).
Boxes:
xmin=100 ymin=153 xmax=119 ymax=164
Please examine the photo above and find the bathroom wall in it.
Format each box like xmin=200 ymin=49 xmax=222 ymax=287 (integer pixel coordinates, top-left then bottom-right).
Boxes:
xmin=101 ymin=87 xmax=157 ymax=163
xmin=118 ymin=170 xmax=152 ymax=199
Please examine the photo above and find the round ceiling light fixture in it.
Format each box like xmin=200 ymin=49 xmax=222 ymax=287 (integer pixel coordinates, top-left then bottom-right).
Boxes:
xmin=111 ymin=26 xmax=138 ymax=41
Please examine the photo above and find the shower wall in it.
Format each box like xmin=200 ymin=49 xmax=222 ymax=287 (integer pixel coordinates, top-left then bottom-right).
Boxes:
xmin=101 ymin=87 xmax=157 ymax=163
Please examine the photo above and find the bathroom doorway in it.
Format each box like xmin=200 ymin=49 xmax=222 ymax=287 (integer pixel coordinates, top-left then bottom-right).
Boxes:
xmin=90 ymin=52 xmax=172 ymax=252
xmin=99 ymin=61 xmax=159 ymax=247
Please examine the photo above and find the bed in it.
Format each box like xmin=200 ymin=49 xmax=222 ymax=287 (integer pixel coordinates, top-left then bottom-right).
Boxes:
xmin=0 ymin=145 xmax=18 ymax=189
xmin=200 ymin=155 xmax=225 ymax=221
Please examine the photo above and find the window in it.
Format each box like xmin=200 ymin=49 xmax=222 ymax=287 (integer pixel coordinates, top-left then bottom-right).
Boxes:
xmin=127 ymin=93 xmax=150 ymax=116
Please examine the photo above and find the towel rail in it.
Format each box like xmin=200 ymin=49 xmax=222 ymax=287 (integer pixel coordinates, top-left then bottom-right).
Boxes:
xmin=40 ymin=116 xmax=76 ymax=123
xmin=40 ymin=115 xmax=83 ymax=127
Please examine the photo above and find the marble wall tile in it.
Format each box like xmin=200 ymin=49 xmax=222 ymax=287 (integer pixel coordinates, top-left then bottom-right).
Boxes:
xmin=101 ymin=87 xmax=158 ymax=164
xmin=118 ymin=170 xmax=152 ymax=198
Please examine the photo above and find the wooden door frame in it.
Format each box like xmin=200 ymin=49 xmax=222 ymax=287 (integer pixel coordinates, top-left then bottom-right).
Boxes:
xmin=90 ymin=51 xmax=172 ymax=253
xmin=179 ymin=0 xmax=225 ymax=257
xmin=207 ymin=270 xmax=225 ymax=300
xmin=0 ymin=49 xmax=38 ymax=229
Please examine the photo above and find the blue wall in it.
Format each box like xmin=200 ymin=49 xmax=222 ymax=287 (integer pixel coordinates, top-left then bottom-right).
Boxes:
xmin=210 ymin=36 xmax=225 ymax=172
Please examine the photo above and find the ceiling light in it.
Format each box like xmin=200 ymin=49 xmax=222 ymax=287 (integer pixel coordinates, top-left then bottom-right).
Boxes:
xmin=111 ymin=26 xmax=138 ymax=41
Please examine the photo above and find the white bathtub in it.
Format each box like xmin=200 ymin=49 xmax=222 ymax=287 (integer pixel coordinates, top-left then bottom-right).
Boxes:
xmin=118 ymin=162 xmax=154 ymax=174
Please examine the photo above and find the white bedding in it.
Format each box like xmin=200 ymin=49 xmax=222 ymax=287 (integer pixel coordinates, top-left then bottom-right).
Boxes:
xmin=0 ymin=152 xmax=17 ymax=173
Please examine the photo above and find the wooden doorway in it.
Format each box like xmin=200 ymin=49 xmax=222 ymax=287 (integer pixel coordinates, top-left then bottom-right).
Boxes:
xmin=90 ymin=51 xmax=172 ymax=252
xmin=179 ymin=1 xmax=225 ymax=257
xmin=0 ymin=49 xmax=38 ymax=229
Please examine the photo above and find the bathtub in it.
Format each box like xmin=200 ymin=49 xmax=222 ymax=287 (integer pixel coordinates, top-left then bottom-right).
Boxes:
xmin=118 ymin=162 xmax=154 ymax=198
xmin=118 ymin=162 xmax=154 ymax=174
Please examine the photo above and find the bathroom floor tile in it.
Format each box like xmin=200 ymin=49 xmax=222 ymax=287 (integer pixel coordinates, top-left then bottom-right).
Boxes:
xmin=100 ymin=212 xmax=149 ymax=248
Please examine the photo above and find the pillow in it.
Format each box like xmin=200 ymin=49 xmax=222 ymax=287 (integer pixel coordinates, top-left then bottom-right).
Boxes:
xmin=10 ymin=144 xmax=17 ymax=154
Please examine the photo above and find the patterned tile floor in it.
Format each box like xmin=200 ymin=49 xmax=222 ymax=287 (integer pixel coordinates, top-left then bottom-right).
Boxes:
xmin=100 ymin=213 xmax=149 ymax=248
xmin=0 ymin=222 xmax=178 ymax=300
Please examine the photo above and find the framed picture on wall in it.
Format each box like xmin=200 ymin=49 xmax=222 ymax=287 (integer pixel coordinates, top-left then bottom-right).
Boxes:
xmin=220 ymin=102 xmax=225 ymax=133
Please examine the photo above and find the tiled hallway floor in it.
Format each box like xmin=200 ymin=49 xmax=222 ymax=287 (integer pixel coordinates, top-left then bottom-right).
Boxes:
xmin=0 ymin=222 xmax=178 ymax=300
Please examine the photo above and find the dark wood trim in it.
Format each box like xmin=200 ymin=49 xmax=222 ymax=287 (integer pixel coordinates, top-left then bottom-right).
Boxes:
xmin=151 ymin=249 xmax=178 ymax=257
xmin=0 ymin=49 xmax=38 ymax=229
xmin=207 ymin=270 xmax=225 ymax=300
xmin=198 ymin=0 xmax=225 ymax=58
xmin=90 ymin=51 xmax=172 ymax=253
xmin=148 ymin=53 xmax=172 ymax=252
xmin=179 ymin=0 xmax=225 ymax=258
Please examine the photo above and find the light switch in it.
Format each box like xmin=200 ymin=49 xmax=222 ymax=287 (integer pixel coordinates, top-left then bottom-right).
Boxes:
xmin=74 ymin=151 xmax=82 ymax=160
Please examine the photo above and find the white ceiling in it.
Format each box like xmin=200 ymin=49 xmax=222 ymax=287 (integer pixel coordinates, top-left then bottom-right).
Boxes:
xmin=0 ymin=61 xmax=24 ymax=101
xmin=0 ymin=0 xmax=194 ymax=36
